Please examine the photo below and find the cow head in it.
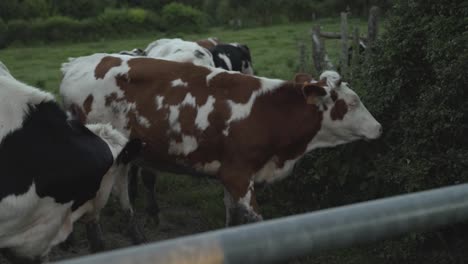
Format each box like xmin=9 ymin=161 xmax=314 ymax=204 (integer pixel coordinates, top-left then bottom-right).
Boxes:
xmin=234 ymin=43 xmax=254 ymax=75
xmin=301 ymin=71 xmax=382 ymax=147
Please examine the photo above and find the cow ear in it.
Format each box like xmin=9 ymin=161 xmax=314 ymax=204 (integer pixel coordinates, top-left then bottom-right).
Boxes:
xmin=302 ymin=83 xmax=327 ymax=105
xmin=294 ymin=73 xmax=314 ymax=84
xmin=320 ymin=71 xmax=342 ymax=89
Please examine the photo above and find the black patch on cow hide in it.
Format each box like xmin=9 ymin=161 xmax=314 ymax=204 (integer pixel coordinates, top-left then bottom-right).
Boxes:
xmin=0 ymin=101 xmax=113 ymax=210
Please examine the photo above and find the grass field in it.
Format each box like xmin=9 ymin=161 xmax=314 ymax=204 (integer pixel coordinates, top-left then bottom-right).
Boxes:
xmin=0 ymin=18 xmax=368 ymax=95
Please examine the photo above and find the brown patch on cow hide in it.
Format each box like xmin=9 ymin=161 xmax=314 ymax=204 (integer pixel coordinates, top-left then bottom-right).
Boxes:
xmin=179 ymin=105 xmax=197 ymax=135
xmin=330 ymin=99 xmax=348 ymax=120
xmin=83 ymin=94 xmax=93 ymax=115
xmin=209 ymin=72 xmax=261 ymax=104
xmin=95 ymin=56 xmax=122 ymax=79
xmin=105 ymin=92 xmax=119 ymax=106
xmin=224 ymin=82 xmax=324 ymax=174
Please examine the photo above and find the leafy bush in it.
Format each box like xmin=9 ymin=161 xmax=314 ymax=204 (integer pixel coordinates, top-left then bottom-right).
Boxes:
xmin=21 ymin=0 xmax=49 ymax=19
xmin=1 ymin=7 xmax=166 ymax=47
xmin=0 ymin=0 xmax=22 ymax=22
xmin=161 ymin=2 xmax=208 ymax=33
xmin=35 ymin=16 xmax=81 ymax=42
xmin=5 ymin=19 xmax=34 ymax=45
xmin=53 ymin=0 xmax=113 ymax=19
xmin=267 ymin=0 xmax=468 ymax=213
xmin=97 ymin=8 xmax=162 ymax=35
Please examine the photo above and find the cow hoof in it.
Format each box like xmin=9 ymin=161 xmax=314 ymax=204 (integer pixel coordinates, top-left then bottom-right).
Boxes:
xmin=86 ymin=222 xmax=105 ymax=253
xmin=128 ymin=223 xmax=147 ymax=244
xmin=228 ymin=206 xmax=263 ymax=226
xmin=127 ymin=214 xmax=147 ymax=244
xmin=146 ymin=205 xmax=160 ymax=220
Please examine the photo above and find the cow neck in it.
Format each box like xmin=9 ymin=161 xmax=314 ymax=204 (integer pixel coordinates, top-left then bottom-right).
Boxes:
xmin=250 ymin=81 xmax=325 ymax=166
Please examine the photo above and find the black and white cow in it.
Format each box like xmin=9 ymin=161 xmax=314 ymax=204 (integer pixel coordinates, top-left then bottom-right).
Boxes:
xmin=0 ymin=64 xmax=143 ymax=263
xmin=209 ymin=43 xmax=254 ymax=75
xmin=118 ymin=48 xmax=146 ymax=57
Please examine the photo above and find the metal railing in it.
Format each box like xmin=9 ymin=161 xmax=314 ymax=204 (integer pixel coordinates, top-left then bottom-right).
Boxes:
xmin=54 ymin=183 xmax=468 ymax=264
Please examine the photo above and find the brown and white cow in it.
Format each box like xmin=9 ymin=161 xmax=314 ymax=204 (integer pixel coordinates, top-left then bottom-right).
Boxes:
xmin=60 ymin=54 xmax=382 ymax=225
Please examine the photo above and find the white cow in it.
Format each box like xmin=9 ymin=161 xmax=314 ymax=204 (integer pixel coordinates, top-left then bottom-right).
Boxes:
xmin=144 ymin=38 xmax=215 ymax=67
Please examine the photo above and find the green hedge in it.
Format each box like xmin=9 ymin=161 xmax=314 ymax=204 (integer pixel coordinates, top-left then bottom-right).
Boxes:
xmin=2 ymin=4 xmax=206 ymax=47
xmin=161 ymin=2 xmax=208 ymax=33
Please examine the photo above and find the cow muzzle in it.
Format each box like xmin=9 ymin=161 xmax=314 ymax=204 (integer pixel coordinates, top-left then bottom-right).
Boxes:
xmin=363 ymin=122 xmax=383 ymax=141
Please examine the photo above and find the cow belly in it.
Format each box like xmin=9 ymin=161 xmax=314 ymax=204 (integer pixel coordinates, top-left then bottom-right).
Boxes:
xmin=0 ymin=184 xmax=73 ymax=259
xmin=253 ymin=157 xmax=300 ymax=183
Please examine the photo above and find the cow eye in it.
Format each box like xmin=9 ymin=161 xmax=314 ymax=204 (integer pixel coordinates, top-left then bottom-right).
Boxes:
xmin=349 ymin=98 xmax=360 ymax=108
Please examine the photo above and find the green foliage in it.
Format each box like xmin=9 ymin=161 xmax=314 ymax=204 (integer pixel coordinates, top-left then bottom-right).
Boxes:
xmin=161 ymin=2 xmax=208 ymax=33
xmin=52 ymin=0 xmax=113 ymax=19
xmin=96 ymin=8 xmax=163 ymax=34
xmin=36 ymin=16 xmax=82 ymax=42
xmin=21 ymin=0 xmax=49 ymax=19
xmin=2 ymin=8 xmax=165 ymax=46
xmin=0 ymin=0 xmax=22 ymax=22
xmin=270 ymin=0 xmax=468 ymax=216
xmin=5 ymin=19 xmax=34 ymax=45
xmin=139 ymin=0 xmax=163 ymax=12
xmin=0 ymin=18 xmax=7 ymax=48
xmin=97 ymin=8 xmax=141 ymax=33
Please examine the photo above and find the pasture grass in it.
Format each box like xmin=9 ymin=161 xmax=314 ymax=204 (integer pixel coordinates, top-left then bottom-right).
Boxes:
xmin=0 ymin=18 xmax=367 ymax=96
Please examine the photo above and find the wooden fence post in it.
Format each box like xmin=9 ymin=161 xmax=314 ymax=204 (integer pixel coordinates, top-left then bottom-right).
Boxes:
xmin=311 ymin=25 xmax=335 ymax=75
xmin=311 ymin=25 xmax=324 ymax=74
xmin=340 ymin=12 xmax=349 ymax=79
xmin=350 ymin=27 xmax=360 ymax=80
xmin=367 ymin=6 xmax=380 ymax=49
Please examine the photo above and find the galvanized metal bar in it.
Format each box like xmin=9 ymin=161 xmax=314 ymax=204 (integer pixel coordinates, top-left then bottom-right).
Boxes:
xmin=54 ymin=183 xmax=468 ymax=264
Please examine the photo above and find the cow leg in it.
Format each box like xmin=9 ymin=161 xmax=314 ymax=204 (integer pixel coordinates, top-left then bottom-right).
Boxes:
xmin=58 ymin=230 xmax=76 ymax=251
xmin=85 ymin=220 xmax=105 ymax=253
xmin=114 ymin=164 xmax=147 ymax=245
xmin=225 ymin=180 xmax=262 ymax=226
xmin=128 ymin=165 xmax=140 ymax=207
xmin=141 ymin=169 xmax=160 ymax=220
xmin=220 ymin=166 xmax=262 ymax=226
